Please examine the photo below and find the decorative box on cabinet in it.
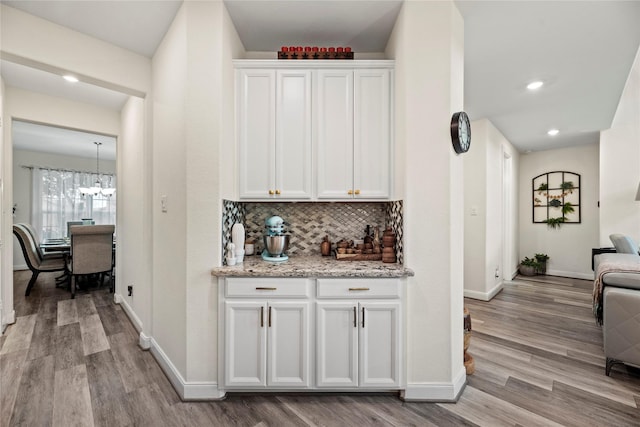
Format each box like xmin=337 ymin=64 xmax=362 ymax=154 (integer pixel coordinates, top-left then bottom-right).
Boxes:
xmin=315 ymin=278 xmax=403 ymax=388
xmin=236 ymin=68 xmax=312 ymax=200
xmin=223 ymin=278 xmax=312 ymax=388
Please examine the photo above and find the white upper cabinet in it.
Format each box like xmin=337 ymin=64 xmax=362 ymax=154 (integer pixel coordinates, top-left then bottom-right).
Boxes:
xmin=316 ymin=68 xmax=392 ymax=199
xmin=315 ymin=70 xmax=355 ymax=199
xmin=235 ymin=60 xmax=393 ymax=201
xmin=353 ymin=69 xmax=391 ymax=199
xmin=237 ymin=68 xmax=312 ymax=199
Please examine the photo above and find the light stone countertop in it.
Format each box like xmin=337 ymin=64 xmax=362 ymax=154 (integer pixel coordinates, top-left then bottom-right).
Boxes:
xmin=211 ymin=255 xmax=414 ymax=278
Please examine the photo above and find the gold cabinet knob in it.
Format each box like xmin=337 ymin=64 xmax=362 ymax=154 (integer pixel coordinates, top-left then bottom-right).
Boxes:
xmin=275 ymin=189 xmax=281 ymax=195
xmin=354 ymin=189 xmax=361 ymax=195
xmin=348 ymin=190 xmax=353 ymax=195
xmin=268 ymin=190 xmax=275 ymax=195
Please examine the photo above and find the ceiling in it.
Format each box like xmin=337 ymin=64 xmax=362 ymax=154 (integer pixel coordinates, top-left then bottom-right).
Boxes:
xmin=2 ymin=0 xmax=640 ymax=155
xmin=12 ymin=120 xmax=116 ymax=160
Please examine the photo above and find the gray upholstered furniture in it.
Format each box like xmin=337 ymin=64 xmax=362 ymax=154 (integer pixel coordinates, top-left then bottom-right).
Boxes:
xmin=13 ymin=224 xmax=67 ymax=296
xmin=609 ymin=233 xmax=639 ymax=254
xmin=594 ymin=234 xmax=640 ymax=375
xmin=19 ymin=223 xmax=66 ymax=261
xmin=69 ymin=224 xmax=115 ymax=299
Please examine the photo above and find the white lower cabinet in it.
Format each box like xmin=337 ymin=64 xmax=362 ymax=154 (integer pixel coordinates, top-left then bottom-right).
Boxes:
xmin=316 ymin=301 xmax=401 ymax=388
xmin=221 ymin=277 xmax=403 ymax=392
xmin=224 ymin=300 xmax=310 ymax=388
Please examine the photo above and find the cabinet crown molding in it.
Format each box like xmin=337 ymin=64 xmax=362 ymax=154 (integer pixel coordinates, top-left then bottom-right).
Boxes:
xmin=233 ymin=59 xmax=395 ymax=69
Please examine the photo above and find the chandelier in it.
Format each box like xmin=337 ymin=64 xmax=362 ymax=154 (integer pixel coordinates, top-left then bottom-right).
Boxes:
xmin=79 ymin=142 xmax=116 ymax=197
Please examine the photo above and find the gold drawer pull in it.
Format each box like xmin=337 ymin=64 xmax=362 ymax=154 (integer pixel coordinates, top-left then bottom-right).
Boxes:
xmin=256 ymin=287 xmax=277 ymax=290
xmin=354 ymin=189 xmax=361 ymax=195
xmin=268 ymin=190 xmax=274 ymax=195
xmin=349 ymin=287 xmax=370 ymax=291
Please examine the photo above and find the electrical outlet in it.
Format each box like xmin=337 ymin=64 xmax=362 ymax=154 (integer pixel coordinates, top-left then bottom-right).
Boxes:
xmin=161 ymin=195 xmax=168 ymax=213
xmin=127 ymin=285 xmax=133 ymax=297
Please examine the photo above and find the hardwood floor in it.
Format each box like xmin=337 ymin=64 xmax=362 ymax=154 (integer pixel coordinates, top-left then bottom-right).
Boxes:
xmin=2 ymin=271 xmax=639 ymax=426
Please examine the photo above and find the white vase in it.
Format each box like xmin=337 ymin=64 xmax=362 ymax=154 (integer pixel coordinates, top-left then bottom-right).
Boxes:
xmin=232 ymin=223 xmax=245 ymax=251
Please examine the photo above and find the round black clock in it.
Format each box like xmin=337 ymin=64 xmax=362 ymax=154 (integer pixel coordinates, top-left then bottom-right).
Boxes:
xmin=450 ymin=111 xmax=471 ymax=154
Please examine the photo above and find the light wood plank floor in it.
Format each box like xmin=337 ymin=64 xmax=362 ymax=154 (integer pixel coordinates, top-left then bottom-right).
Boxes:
xmin=2 ymin=272 xmax=639 ymax=426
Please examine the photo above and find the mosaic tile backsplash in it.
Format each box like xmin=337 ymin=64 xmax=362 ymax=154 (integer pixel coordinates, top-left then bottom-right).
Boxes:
xmin=222 ymin=200 xmax=403 ymax=264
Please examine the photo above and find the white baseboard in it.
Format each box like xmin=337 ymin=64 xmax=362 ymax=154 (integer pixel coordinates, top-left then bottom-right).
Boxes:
xmin=114 ymin=294 xmax=151 ymax=350
xmin=139 ymin=331 xmax=152 ymax=350
xmin=400 ymin=367 xmax=467 ymax=402
xmin=464 ymin=282 xmax=503 ymax=301
xmin=13 ymin=264 xmax=27 ymax=271
xmin=2 ymin=310 xmax=16 ymax=333
xmin=544 ymin=269 xmax=594 ymax=280
xmin=149 ymin=337 xmax=226 ymax=401
xmin=114 ymin=293 xmax=143 ymax=333
xmin=113 ymin=295 xmax=225 ymax=400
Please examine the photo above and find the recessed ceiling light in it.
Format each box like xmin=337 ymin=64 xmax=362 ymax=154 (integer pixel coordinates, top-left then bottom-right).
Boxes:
xmin=547 ymin=129 xmax=559 ymax=136
xmin=527 ymin=81 xmax=543 ymax=90
xmin=63 ymin=75 xmax=79 ymax=83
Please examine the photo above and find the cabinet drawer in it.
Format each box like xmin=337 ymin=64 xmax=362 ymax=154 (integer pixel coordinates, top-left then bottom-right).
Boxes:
xmin=316 ymin=278 xmax=401 ymax=299
xmin=226 ymin=278 xmax=312 ymax=298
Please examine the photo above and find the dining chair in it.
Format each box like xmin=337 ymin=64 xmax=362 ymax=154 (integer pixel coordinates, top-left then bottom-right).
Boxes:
xmin=66 ymin=221 xmax=84 ymax=238
xmin=13 ymin=224 xmax=67 ymax=296
xmin=68 ymin=224 xmax=115 ymax=298
xmin=19 ymin=222 xmax=70 ymax=287
xmin=19 ymin=223 xmax=66 ymax=261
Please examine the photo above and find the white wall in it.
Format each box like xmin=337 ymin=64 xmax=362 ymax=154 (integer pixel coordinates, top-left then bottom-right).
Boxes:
xmin=464 ymin=119 xmax=519 ymax=301
xmin=152 ymin=3 xmax=189 ymax=380
xmin=385 ymin=0 xmax=466 ymax=401
xmin=151 ymin=1 xmax=244 ymax=394
xmin=519 ymin=144 xmax=600 ymax=279
xmin=1 ymin=76 xmax=6 ymax=331
xmin=12 ymin=148 xmax=115 ymax=269
xmin=600 ymin=47 xmax=640 ymax=245
xmin=117 ymin=96 xmax=151 ymax=337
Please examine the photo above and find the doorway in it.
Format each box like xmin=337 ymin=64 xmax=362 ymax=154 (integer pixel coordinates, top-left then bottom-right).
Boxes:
xmin=502 ymin=148 xmax=513 ymax=280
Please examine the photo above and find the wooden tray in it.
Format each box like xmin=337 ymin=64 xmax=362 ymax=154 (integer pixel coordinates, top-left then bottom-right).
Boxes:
xmin=335 ymin=251 xmax=382 ymax=261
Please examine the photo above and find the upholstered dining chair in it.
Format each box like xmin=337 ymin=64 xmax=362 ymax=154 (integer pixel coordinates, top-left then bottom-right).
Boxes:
xmin=19 ymin=223 xmax=65 ymax=261
xmin=68 ymin=224 xmax=115 ymax=299
xmin=13 ymin=224 xmax=67 ymax=296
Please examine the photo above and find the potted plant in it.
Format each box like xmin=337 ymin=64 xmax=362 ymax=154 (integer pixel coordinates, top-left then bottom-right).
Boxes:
xmin=537 ymin=183 xmax=548 ymax=195
xmin=519 ymin=256 xmax=540 ymax=276
xmin=560 ymin=181 xmax=575 ymax=194
xmin=535 ymin=253 xmax=549 ymax=274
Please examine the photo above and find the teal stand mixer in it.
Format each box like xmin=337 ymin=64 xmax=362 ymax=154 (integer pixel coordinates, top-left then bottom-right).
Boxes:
xmin=262 ymin=215 xmax=290 ymax=262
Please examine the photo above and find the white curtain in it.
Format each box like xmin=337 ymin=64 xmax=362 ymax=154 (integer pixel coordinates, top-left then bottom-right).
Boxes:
xmin=31 ymin=168 xmax=117 ymax=240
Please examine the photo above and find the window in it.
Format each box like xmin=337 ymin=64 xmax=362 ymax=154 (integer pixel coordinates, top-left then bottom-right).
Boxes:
xmin=32 ymin=168 xmax=116 ymax=239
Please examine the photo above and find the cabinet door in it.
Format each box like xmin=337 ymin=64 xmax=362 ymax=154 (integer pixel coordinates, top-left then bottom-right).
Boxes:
xmin=276 ymin=70 xmax=312 ymax=199
xmin=267 ymin=301 xmax=310 ymax=388
xmin=315 ymin=70 xmax=354 ymax=199
xmin=353 ymin=69 xmax=391 ymax=199
xmin=359 ymin=301 xmax=401 ymax=388
xmin=238 ymin=69 xmax=276 ymax=199
xmin=224 ymin=301 xmax=267 ymax=387
xmin=316 ymin=302 xmax=358 ymax=387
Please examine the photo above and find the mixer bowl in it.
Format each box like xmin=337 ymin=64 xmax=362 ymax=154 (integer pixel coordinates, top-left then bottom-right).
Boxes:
xmin=264 ymin=235 xmax=290 ymax=256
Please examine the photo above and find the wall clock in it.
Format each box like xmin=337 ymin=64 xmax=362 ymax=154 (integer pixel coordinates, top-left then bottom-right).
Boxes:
xmin=450 ymin=111 xmax=471 ymax=154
